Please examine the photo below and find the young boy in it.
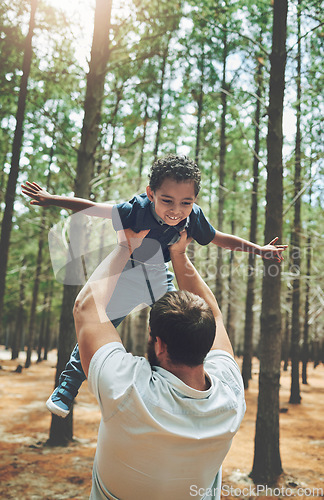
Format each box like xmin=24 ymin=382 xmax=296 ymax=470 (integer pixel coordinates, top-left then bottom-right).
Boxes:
xmin=22 ymin=154 xmax=287 ymax=417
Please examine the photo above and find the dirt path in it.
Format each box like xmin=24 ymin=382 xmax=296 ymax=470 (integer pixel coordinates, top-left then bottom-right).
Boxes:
xmin=0 ymin=349 xmax=323 ymax=499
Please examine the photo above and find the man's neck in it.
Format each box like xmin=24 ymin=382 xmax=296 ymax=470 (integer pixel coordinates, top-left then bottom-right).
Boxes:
xmin=162 ymin=361 xmax=210 ymax=391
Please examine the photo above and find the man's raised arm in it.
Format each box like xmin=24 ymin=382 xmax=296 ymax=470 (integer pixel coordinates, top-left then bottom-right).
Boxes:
xmin=73 ymin=229 xmax=149 ymax=376
xmin=169 ymin=232 xmax=233 ymax=356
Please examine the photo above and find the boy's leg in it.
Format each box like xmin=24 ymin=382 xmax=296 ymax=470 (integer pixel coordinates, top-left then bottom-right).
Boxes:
xmin=145 ymin=264 xmax=176 ymax=302
xmin=46 ymin=261 xmax=171 ymax=418
xmin=46 ymin=316 xmax=125 ymax=418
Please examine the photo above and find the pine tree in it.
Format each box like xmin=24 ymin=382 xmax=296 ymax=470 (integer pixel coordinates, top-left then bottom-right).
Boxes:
xmin=251 ymin=0 xmax=288 ymax=484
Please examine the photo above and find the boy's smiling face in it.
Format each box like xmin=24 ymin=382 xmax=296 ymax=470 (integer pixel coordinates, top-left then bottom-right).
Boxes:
xmin=146 ymin=178 xmax=197 ymax=226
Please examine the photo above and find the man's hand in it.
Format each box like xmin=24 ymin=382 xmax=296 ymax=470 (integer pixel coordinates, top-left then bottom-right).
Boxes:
xmin=21 ymin=181 xmax=53 ymax=206
xmin=117 ymin=228 xmax=150 ymax=253
xmin=169 ymin=230 xmax=193 ymax=255
xmin=259 ymin=237 xmax=288 ymax=262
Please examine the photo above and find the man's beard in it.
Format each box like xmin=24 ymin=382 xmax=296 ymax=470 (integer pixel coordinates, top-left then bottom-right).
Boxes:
xmin=147 ymin=338 xmax=160 ymax=368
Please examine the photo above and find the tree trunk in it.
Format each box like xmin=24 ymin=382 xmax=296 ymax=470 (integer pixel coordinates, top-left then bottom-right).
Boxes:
xmin=25 ymin=210 xmax=47 ymax=368
xmin=43 ymin=282 xmax=53 ymax=361
xmin=282 ymin=303 xmax=290 ymax=371
xmin=138 ymin=95 xmax=149 ymax=190
xmin=48 ymin=0 xmax=113 ymax=446
xmin=251 ymin=0 xmax=288 ymax=484
xmin=108 ymin=86 xmax=123 ymax=169
xmin=0 ymin=167 xmax=7 ymax=216
xmin=215 ymin=27 xmax=228 ymax=309
xmin=188 ymin=46 xmax=206 ymax=267
xmin=0 ymin=0 xmax=37 ymax=335
xmin=123 ymin=315 xmax=133 ymax=353
xmin=242 ymin=57 xmax=262 ymax=389
xmin=204 ymin=167 xmax=213 ymax=279
xmin=289 ymin=0 xmax=302 ymax=405
xmin=302 ymin=233 xmax=311 ymax=384
xmin=153 ymin=34 xmax=171 ymax=160
xmin=302 ymin=170 xmax=312 ymax=384
xmin=25 ymin=159 xmax=53 ymax=368
xmin=195 ymin=46 xmax=205 ymax=165
xmin=37 ymin=291 xmax=48 ymax=362
xmin=132 ymin=308 xmax=149 ymax=356
xmin=226 ymin=173 xmax=237 ymax=351
xmin=11 ymin=261 xmax=26 ymax=360
xmin=48 ymin=284 xmax=77 ymax=446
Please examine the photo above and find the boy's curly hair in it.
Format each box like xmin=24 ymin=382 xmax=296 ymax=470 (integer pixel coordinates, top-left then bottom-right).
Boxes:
xmin=148 ymin=154 xmax=201 ymax=196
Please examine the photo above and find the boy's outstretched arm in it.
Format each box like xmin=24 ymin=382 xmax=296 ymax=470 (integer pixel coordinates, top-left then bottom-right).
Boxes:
xmin=21 ymin=181 xmax=113 ymax=218
xmin=211 ymin=231 xmax=288 ymax=262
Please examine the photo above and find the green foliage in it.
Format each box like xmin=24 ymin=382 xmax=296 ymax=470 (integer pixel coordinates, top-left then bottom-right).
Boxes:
xmin=1 ymin=0 xmax=323 ymax=348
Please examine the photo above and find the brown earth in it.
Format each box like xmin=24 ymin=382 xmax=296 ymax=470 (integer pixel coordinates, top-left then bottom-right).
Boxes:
xmin=0 ymin=349 xmax=323 ymax=500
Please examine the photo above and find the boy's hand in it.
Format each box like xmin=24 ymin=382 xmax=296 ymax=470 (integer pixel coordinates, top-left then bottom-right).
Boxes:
xmin=169 ymin=230 xmax=193 ymax=255
xmin=117 ymin=228 xmax=150 ymax=253
xmin=259 ymin=237 xmax=288 ymax=262
xmin=21 ymin=181 xmax=53 ymax=206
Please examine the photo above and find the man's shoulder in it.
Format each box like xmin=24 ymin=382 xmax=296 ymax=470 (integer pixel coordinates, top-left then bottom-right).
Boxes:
xmin=88 ymin=342 xmax=151 ymax=393
xmin=89 ymin=341 xmax=147 ymax=375
xmin=205 ymin=350 xmax=244 ymax=397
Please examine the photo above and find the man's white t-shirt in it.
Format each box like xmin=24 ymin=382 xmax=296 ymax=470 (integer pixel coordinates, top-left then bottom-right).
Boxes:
xmin=88 ymin=342 xmax=246 ymax=500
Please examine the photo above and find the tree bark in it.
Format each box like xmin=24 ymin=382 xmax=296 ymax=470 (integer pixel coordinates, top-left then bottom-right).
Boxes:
xmin=153 ymin=34 xmax=171 ymax=160
xmin=215 ymin=26 xmax=228 ymax=309
xmin=226 ymin=173 xmax=237 ymax=351
xmin=37 ymin=291 xmax=48 ymax=362
xmin=188 ymin=46 xmax=206 ymax=268
xmin=242 ymin=57 xmax=262 ymax=389
xmin=195 ymin=46 xmax=205 ymax=165
xmin=138 ymin=95 xmax=149 ymax=190
xmin=132 ymin=308 xmax=149 ymax=356
xmin=302 ymin=233 xmax=311 ymax=384
xmin=25 ymin=157 xmax=53 ymax=368
xmin=282 ymin=302 xmax=290 ymax=371
xmin=25 ymin=209 xmax=48 ymax=368
xmin=251 ymin=0 xmax=288 ymax=484
xmin=43 ymin=281 xmax=54 ymax=361
xmin=289 ymin=0 xmax=302 ymax=404
xmin=11 ymin=261 xmax=26 ymax=360
xmin=302 ymin=168 xmax=312 ymax=384
xmin=48 ymin=0 xmax=113 ymax=446
xmin=108 ymin=86 xmax=123 ymax=169
xmin=0 ymin=0 xmax=37 ymax=336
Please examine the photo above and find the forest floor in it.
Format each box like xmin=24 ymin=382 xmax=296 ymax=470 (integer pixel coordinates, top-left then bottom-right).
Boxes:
xmin=0 ymin=348 xmax=323 ymax=500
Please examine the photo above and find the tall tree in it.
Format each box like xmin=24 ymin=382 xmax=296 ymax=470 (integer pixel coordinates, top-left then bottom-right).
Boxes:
xmin=226 ymin=172 xmax=237 ymax=350
xmin=302 ymin=158 xmax=313 ymax=384
xmin=289 ymin=0 xmax=302 ymax=404
xmin=11 ymin=258 xmax=26 ymax=360
xmin=215 ymin=24 xmax=228 ymax=309
xmin=25 ymin=167 xmax=52 ymax=368
xmin=48 ymin=0 xmax=113 ymax=446
xmin=43 ymin=281 xmax=54 ymax=361
xmin=242 ymin=55 xmax=263 ymax=388
xmin=0 ymin=0 xmax=38 ymax=336
xmin=153 ymin=33 xmax=172 ymax=161
xmin=251 ymin=0 xmax=288 ymax=484
xmin=132 ymin=308 xmax=149 ymax=356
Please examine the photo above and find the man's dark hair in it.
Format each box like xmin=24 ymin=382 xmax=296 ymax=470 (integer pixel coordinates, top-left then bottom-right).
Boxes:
xmin=149 ymin=290 xmax=216 ymax=366
xmin=148 ymin=154 xmax=201 ymax=197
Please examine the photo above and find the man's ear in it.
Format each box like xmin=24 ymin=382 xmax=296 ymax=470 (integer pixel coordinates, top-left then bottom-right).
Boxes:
xmin=146 ymin=185 xmax=154 ymax=202
xmin=155 ymin=336 xmax=167 ymax=356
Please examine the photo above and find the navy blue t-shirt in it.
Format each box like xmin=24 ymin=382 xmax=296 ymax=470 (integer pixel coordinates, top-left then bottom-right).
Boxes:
xmin=112 ymin=194 xmax=216 ymax=262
